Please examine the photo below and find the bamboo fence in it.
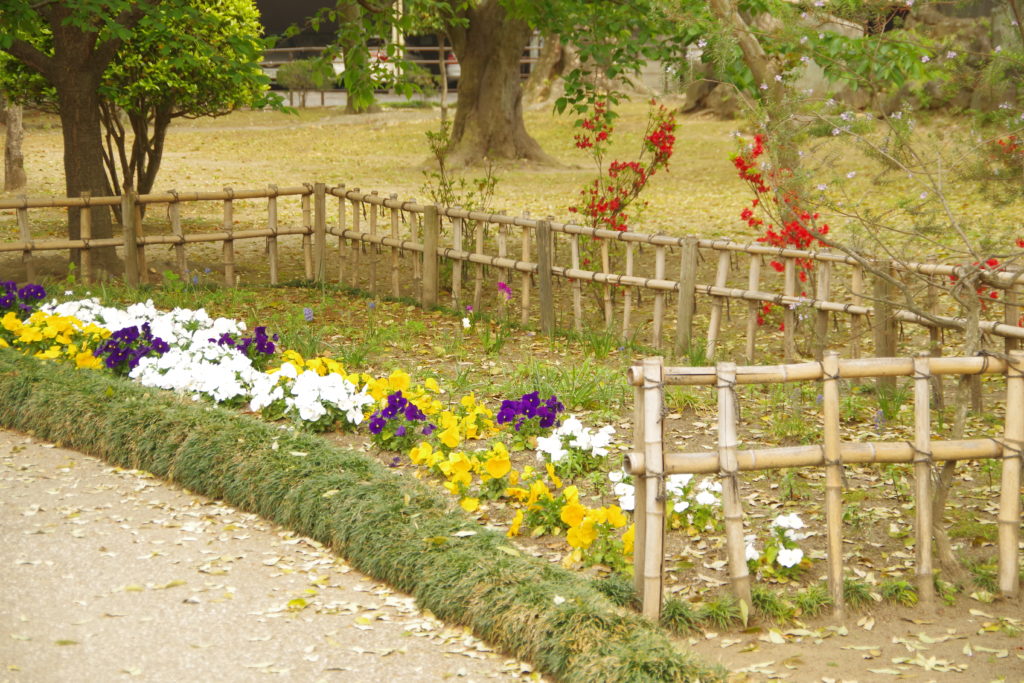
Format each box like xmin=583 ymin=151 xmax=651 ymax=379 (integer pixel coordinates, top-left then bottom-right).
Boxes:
xmin=624 ymin=351 xmax=1024 ymax=621
xmin=2 ymin=184 xmax=1023 ymax=365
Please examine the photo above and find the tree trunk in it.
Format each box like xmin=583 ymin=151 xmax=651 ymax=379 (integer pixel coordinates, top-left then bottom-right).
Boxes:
xmin=522 ymin=35 xmax=575 ymax=106
xmin=3 ymin=101 xmax=27 ymax=191
xmin=446 ymin=0 xmax=555 ymax=166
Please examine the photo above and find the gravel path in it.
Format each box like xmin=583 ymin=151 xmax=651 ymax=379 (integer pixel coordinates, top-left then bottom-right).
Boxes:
xmin=0 ymin=430 xmax=540 ymax=682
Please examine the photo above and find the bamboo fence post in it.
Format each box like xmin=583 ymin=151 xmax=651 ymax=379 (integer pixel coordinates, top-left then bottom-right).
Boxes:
xmin=121 ymin=191 xmax=139 ymax=286
xmin=410 ymin=200 xmax=421 ymax=287
xmin=266 ymin=185 xmax=279 ymax=286
xmin=452 ymin=210 xmax=464 ymax=309
xmin=79 ymin=192 xmax=92 ymax=285
xmin=705 ymin=250 xmax=731 ymax=360
xmin=134 ymin=199 xmax=147 ymax=284
xmin=570 ymin=233 xmax=583 ymax=333
xmin=674 ymin=236 xmax=699 ymax=357
xmin=335 ymin=186 xmax=345 ymax=284
xmin=601 ymin=239 xmax=613 ymax=328
xmin=349 ymin=191 xmax=361 ymax=289
xmin=536 ymin=220 xmax=555 ymax=336
xmin=472 ymin=218 xmax=485 ymax=312
xmin=623 ymin=243 xmax=635 ymax=338
xmin=997 ymin=349 xmax=1024 ymax=598
xmin=632 ymin=371 xmax=648 ymax=601
xmin=1005 ymin=281 xmax=1022 ymax=354
xmin=912 ymin=353 xmax=936 ymax=607
xmin=814 ymin=260 xmax=832 ymax=361
xmin=389 ymin=193 xmax=400 ymax=297
xmin=222 ymin=187 xmax=236 ymax=286
xmin=17 ymin=199 xmax=34 ymax=283
xmin=497 ymin=223 xmax=509 ymax=308
xmin=520 ymin=222 xmax=531 ymax=326
xmin=850 ymin=265 xmax=865 ymax=367
xmin=314 ymin=182 xmax=327 ymax=283
xmin=744 ymin=255 xmax=762 ymax=364
xmin=422 ymin=205 xmax=439 ymax=308
xmin=640 ymin=356 xmax=666 ymax=620
xmin=652 ymin=245 xmax=667 ymax=349
xmin=301 ymin=190 xmax=314 ymax=280
xmin=783 ymin=258 xmax=797 ymax=362
xmin=169 ymin=191 xmax=186 ymax=279
xmin=717 ymin=361 xmax=752 ymax=610
xmin=873 ymin=262 xmax=898 ymax=392
xmin=822 ymin=351 xmax=845 ymax=616
xmin=926 ymin=258 xmax=944 ymax=411
xmin=368 ymin=192 xmax=379 ymax=294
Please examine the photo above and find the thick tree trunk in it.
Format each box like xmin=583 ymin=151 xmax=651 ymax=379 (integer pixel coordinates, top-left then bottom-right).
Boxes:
xmin=522 ymin=35 xmax=575 ymax=106
xmin=447 ymin=0 xmax=555 ymax=166
xmin=3 ymin=101 xmax=27 ymax=191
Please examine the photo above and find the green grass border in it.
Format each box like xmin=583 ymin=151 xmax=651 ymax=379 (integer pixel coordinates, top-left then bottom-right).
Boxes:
xmin=0 ymin=350 xmax=721 ymax=682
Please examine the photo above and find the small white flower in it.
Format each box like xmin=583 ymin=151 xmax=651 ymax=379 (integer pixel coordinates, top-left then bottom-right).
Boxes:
xmin=695 ymin=490 xmax=718 ymax=506
xmin=776 ymin=547 xmax=804 ymax=568
xmin=759 ymin=83 xmax=769 ymax=91
xmin=816 ymin=183 xmax=828 ymax=191
xmin=920 ymin=191 xmax=928 ymax=199
xmin=608 ymin=470 xmax=625 ymax=484
xmin=920 ymin=55 xmax=930 ymax=63
xmin=831 ymin=128 xmax=841 ymax=136
xmin=553 ymin=595 xmax=566 ymax=605
xmin=774 ymin=74 xmax=783 ymax=82
xmin=847 ymin=171 xmax=856 ymax=179
xmin=697 ymin=38 xmax=707 ymax=49
xmin=461 ymin=317 xmax=471 ymax=329
xmin=945 ymin=51 xmax=957 ymax=59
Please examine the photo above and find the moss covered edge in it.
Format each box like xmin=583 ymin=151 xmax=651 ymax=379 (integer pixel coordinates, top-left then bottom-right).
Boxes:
xmin=0 ymin=351 xmax=722 ymax=683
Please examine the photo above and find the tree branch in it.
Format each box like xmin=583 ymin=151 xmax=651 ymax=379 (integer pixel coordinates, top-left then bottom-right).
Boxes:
xmin=3 ymin=38 xmax=54 ymax=79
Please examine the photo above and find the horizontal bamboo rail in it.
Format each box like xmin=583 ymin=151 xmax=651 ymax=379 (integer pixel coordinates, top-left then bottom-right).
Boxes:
xmin=627 ymin=351 xmax=1024 ymax=621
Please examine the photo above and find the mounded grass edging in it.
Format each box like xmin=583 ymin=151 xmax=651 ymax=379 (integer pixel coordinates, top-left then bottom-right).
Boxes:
xmin=0 ymin=351 xmax=722 ymax=683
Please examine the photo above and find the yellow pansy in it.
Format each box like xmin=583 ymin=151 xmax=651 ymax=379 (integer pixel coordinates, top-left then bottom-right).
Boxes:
xmin=484 ymin=453 xmax=511 ymax=480
xmin=507 ymin=509 xmax=524 ymax=537
xmin=438 ymin=425 xmax=461 ymax=449
xmin=526 ymin=480 xmax=551 ymax=507
xmin=388 ymin=369 xmax=411 ymax=393
xmin=606 ymin=505 xmax=628 ymax=529
xmin=566 ymin=520 xmax=597 ymax=549
xmin=75 ymin=351 xmax=103 ymax=370
xmin=545 ymin=463 xmax=562 ymax=489
xmin=504 ymin=486 xmax=529 ymax=502
xmin=424 ymin=377 xmax=441 ymax=393
xmin=622 ymin=524 xmax=636 ymax=556
xmin=560 ymin=501 xmax=587 ymax=528
xmin=460 ymin=497 xmax=480 ymax=512
xmin=562 ymin=485 xmax=579 ymax=504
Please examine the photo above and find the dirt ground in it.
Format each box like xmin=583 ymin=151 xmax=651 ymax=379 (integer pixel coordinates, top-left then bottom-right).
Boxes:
xmin=0 ymin=429 xmax=542 ymax=683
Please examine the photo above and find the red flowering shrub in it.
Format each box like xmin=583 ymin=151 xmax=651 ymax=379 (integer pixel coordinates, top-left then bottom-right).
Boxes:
xmin=569 ymin=100 xmax=677 ymax=233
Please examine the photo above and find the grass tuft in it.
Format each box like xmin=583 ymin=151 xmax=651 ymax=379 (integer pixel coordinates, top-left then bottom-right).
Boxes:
xmin=880 ymin=579 xmax=918 ymax=607
xmin=591 ymin=573 xmax=639 ymax=609
xmin=660 ymin=596 xmax=702 ymax=635
xmin=753 ymin=585 xmax=797 ymax=622
xmin=792 ymin=582 xmax=832 ymax=618
xmin=842 ymin=578 xmax=875 ymax=609
xmin=698 ymin=593 xmax=742 ymax=630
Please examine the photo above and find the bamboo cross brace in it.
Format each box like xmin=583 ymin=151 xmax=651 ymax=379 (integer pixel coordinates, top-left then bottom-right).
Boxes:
xmin=705 ymin=251 xmax=731 ymax=360
xmin=998 ymin=349 xmax=1023 ymax=597
xmin=745 ymin=255 xmax=761 ymax=364
xmin=717 ymin=361 xmax=752 ymax=610
xmin=822 ymin=351 xmax=845 ymax=616
xmin=266 ymin=187 xmax=279 ymax=286
xmin=913 ymin=354 xmax=936 ymax=606
xmin=640 ymin=356 xmax=666 ymax=620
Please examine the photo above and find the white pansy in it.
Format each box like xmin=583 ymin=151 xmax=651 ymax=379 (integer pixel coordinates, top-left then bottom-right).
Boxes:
xmin=613 ymin=482 xmax=635 ymax=511
xmin=776 ymin=547 xmax=804 ymax=568
xmin=744 ymin=534 xmax=760 ymax=562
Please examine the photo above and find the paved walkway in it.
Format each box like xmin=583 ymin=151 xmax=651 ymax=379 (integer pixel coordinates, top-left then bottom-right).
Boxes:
xmin=0 ymin=430 xmax=538 ymax=682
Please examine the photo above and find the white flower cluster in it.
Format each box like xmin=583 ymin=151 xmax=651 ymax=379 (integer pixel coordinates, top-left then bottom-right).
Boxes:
xmin=46 ymin=298 xmax=372 ymax=429
xmin=771 ymin=513 xmax=807 ymax=568
xmin=607 ymin=472 xmax=718 ymax=514
xmin=694 ymin=478 xmax=722 ymax=506
xmin=535 ymin=416 xmax=614 ymax=464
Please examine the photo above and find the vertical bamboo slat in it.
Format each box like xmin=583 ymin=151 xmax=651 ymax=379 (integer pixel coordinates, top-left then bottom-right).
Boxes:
xmin=926 ymin=259 xmax=944 ymax=411
xmin=301 ymin=191 xmax=313 ymax=280
xmin=873 ymin=262 xmax=898 ymax=391
xmin=368 ymin=193 xmax=379 ymax=294
xmin=912 ymin=354 xmax=935 ymax=606
xmin=717 ymin=361 xmax=752 ymax=610
xmin=497 ymin=223 xmax=509 ymax=308
xmin=410 ymin=201 xmax=421 ymax=287
xmin=640 ymin=356 xmax=665 ymax=620
xmin=79 ymin=192 xmax=92 ymax=285
xmin=349 ymin=193 xmax=362 ymax=288
xmin=705 ymin=250 xmax=731 ymax=360
xmin=121 ymin=192 xmax=139 ymax=286
xmin=169 ymin=193 xmax=187 ymax=279
xmin=472 ymin=220 xmax=484 ymax=312
xmin=267 ymin=186 xmax=279 ymax=286
xmin=451 ymin=212 xmax=463 ymax=309
xmin=652 ymin=246 xmax=666 ymax=349
xmin=16 ymin=201 xmax=34 ymax=282
xmin=334 ymin=186 xmax=344 ymax=285
xmin=744 ymin=255 xmax=761 ymax=363
xmin=783 ymin=258 xmax=797 ymax=362
xmin=814 ymin=260 xmax=832 ymax=360
xmin=850 ymin=265 xmax=865 ymax=365
xmin=1005 ymin=282 xmax=1022 ymax=353
xmin=134 ymin=200 xmax=147 ymax=284
xmin=536 ymin=221 xmax=555 ymax=336
xmin=674 ymin=236 xmax=698 ymax=356
xmin=998 ymin=349 xmax=1024 ymax=597
xmin=520 ymin=225 xmax=531 ymax=326
xmin=389 ymin=194 xmax=400 ymax=297
xmin=623 ymin=243 xmax=635 ymax=337
xmin=422 ymin=205 xmax=439 ymax=308
xmin=222 ymin=188 xmax=236 ymax=286
xmin=632 ymin=376 xmax=648 ymax=602
xmin=822 ymin=351 xmax=845 ymax=616
xmin=313 ymin=182 xmax=327 ymax=282
xmin=601 ymin=240 xmax=613 ymax=328
xmin=570 ymin=234 xmax=583 ymax=333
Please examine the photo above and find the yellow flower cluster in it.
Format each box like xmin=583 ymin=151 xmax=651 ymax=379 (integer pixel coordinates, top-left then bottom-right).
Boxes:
xmin=1 ymin=311 xmax=109 ymax=369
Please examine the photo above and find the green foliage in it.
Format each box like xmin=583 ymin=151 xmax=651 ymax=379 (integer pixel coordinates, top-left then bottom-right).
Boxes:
xmin=0 ymin=350 xmax=720 ymax=683
xmin=502 ymin=358 xmax=627 ymax=414
xmin=660 ymin=597 xmax=701 ymax=635
xmin=698 ymin=593 xmax=742 ymax=630
xmin=276 ymin=59 xmax=334 ymax=93
xmin=792 ymin=583 xmax=833 ymax=617
xmin=842 ymin=578 xmax=874 ymax=609
xmin=590 ymin=574 xmax=639 ymax=609
xmin=421 ymin=119 xmax=499 ymax=214
xmin=880 ymin=579 xmax=918 ymax=607
xmin=752 ymin=585 xmax=796 ymax=622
